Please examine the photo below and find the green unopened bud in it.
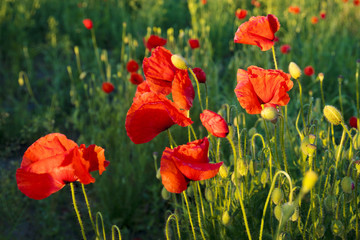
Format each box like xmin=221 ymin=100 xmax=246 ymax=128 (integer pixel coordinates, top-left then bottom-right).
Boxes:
xmin=260 ymin=169 xmax=269 ymax=186
xmin=237 ymin=158 xmax=248 ymax=176
xmin=289 ymin=62 xmax=302 ymax=79
xmin=156 ymin=168 xmax=161 ymax=179
xmin=355 ymin=160 xmax=360 ymax=175
xmin=161 ymin=187 xmax=171 ymax=200
xmin=272 ymin=188 xmax=284 ymax=205
xmin=331 ymin=220 xmax=345 ymax=236
xmin=282 ymin=202 xmax=296 ymax=222
xmin=171 ymin=54 xmax=188 ymax=70
xmin=261 ymin=107 xmax=278 ymax=122
xmin=324 ymin=195 xmax=337 ymax=213
xmin=186 ymin=185 xmax=193 ymax=197
xmin=308 ymin=134 xmax=316 ymax=144
xmin=354 ymin=132 xmax=360 ymax=150
xmin=290 ymin=206 xmax=299 ymax=221
xmin=318 ymin=73 xmax=324 ymax=82
xmin=205 ymin=187 xmax=214 ymax=202
xmin=300 ymin=136 xmax=311 ymax=156
xmin=222 ymin=211 xmax=231 ymax=226
xmin=302 ymin=170 xmax=318 ymax=193
xmin=341 ymin=176 xmax=354 ymax=194
xmin=248 ymin=127 xmax=257 ymax=137
xmin=306 ymin=144 xmax=317 ymax=156
xmin=315 ymin=224 xmax=325 ymax=238
xmin=323 ymin=105 xmax=343 ymax=125
xmin=249 ymin=160 xmax=256 ymax=176
xmin=219 ymin=164 xmax=229 ymax=179
xmin=274 ymin=205 xmax=282 ymax=221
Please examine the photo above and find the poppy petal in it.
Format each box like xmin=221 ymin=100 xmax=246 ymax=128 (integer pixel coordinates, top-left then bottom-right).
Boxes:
xmin=200 ymin=110 xmax=229 ymax=138
xmin=80 ymin=144 xmax=108 ymax=175
xmin=174 ymin=137 xmax=210 ymax=163
xmin=172 ymin=70 xmax=195 ymax=110
xmin=173 ymin=158 xmax=223 ymax=181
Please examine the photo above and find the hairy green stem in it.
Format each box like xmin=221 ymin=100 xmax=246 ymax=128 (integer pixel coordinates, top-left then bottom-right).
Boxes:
xmin=70 ymin=183 xmax=87 ymax=240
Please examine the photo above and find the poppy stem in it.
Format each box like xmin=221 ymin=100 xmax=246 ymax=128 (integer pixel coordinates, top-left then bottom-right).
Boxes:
xmin=271 ymin=46 xmax=278 ymax=70
xmin=191 ymin=182 xmax=206 ymax=240
xmin=296 ymin=78 xmax=307 ymax=133
xmin=319 ymin=78 xmax=326 ymax=110
xmin=81 ymin=184 xmax=99 ymax=237
xmin=188 ymin=68 xmax=204 ymax=111
xmin=165 ymin=214 xmax=181 ymax=240
xmin=70 ymin=182 xmax=87 ymax=240
xmin=90 ymin=29 xmax=106 ymax=82
xmin=182 ymin=191 xmax=197 ymax=240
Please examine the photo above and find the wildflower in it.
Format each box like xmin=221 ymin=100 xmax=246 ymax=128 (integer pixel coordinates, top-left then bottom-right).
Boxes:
xmin=311 ymin=16 xmax=319 ymax=24
xmin=323 ymin=105 xmax=343 ymax=125
xmin=125 ymin=87 xmax=193 ymax=144
xmin=144 ymin=35 xmax=167 ymax=51
xmin=349 ymin=116 xmax=358 ymax=128
xmin=342 ymin=0 xmax=348 ymax=2
xmin=102 ymin=82 xmax=115 ymax=93
xmin=160 ymin=137 xmax=223 ymax=193
xmin=143 ymin=46 xmax=195 ymax=110
xmin=126 ymin=60 xmax=139 ymax=73
xmin=288 ymin=6 xmax=300 ymax=14
xmin=192 ymin=67 xmax=206 ymax=83
xmin=320 ymin=12 xmax=326 ymax=19
xmin=83 ymin=19 xmax=93 ymax=30
xmin=235 ymin=9 xmax=247 ymax=20
xmin=188 ymin=38 xmax=200 ymax=49
xmin=234 ymin=14 xmax=280 ymax=51
xmin=234 ymin=66 xmax=293 ymax=114
xmin=289 ymin=62 xmax=302 ymax=79
xmin=201 ymin=0 xmax=207 ymax=4
xmin=354 ymin=0 xmax=360 ymax=6
xmin=251 ymin=0 xmax=261 ymax=7
xmin=129 ymin=73 xmax=144 ymax=85
xmin=200 ymin=110 xmax=229 ymax=138
xmin=280 ymin=44 xmax=291 ymax=54
xmin=304 ymin=66 xmax=315 ymax=76
xmin=16 ymin=133 xmax=109 ymax=200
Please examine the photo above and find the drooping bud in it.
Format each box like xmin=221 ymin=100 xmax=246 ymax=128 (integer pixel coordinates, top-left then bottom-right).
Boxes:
xmin=205 ymin=187 xmax=214 ymax=202
xmin=171 ymin=54 xmax=188 ymax=70
xmin=222 ymin=211 xmax=231 ymax=226
xmin=289 ymin=62 xmax=302 ymax=79
xmin=331 ymin=220 xmax=345 ymax=237
xmin=341 ymin=176 xmax=354 ymax=194
xmin=272 ymin=188 xmax=284 ymax=205
xmin=219 ymin=164 xmax=229 ymax=179
xmin=161 ymin=187 xmax=171 ymax=200
xmin=323 ymin=105 xmax=343 ymax=125
xmin=260 ymin=169 xmax=269 ymax=186
xmin=302 ymin=170 xmax=318 ymax=193
xmin=261 ymin=107 xmax=278 ymax=122
xmin=274 ymin=205 xmax=282 ymax=221
xmin=156 ymin=168 xmax=161 ymax=179
xmin=318 ymin=73 xmax=324 ymax=82
xmin=315 ymin=224 xmax=326 ymax=238
xmin=237 ymin=158 xmax=248 ymax=176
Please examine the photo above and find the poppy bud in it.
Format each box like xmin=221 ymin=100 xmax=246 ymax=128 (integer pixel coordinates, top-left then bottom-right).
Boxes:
xmin=341 ymin=176 xmax=354 ymax=194
xmin=354 ymin=133 xmax=360 ymax=150
xmin=260 ymin=169 xmax=269 ymax=185
xmin=272 ymin=188 xmax=284 ymax=205
xmin=274 ymin=205 xmax=282 ymax=221
xmin=306 ymin=144 xmax=317 ymax=156
xmin=302 ymin=170 xmax=318 ymax=193
xmin=219 ymin=164 xmax=229 ymax=179
xmin=290 ymin=205 xmax=299 ymax=221
xmin=205 ymin=187 xmax=214 ymax=202
xmin=300 ymin=136 xmax=311 ymax=155
xmin=222 ymin=211 xmax=231 ymax=226
xmin=315 ymin=224 xmax=325 ymax=238
xmin=192 ymin=67 xmax=206 ymax=83
xmin=248 ymin=127 xmax=257 ymax=137
xmin=318 ymin=73 xmax=324 ymax=82
xmin=261 ymin=107 xmax=278 ymax=122
xmin=171 ymin=54 xmax=188 ymax=70
xmin=324 ymin=195 xmax=337 ymax=213
xmin=249 ymin=160 xmax=256 ymax=176
xmin=331 ymin=220 xmax=345 ymax=237
xmin=304 ymin=66 xmax=315 ymax=76
xmin=323 ymin=105 xmax=343 ymax=125
xmin=186 ymin=185 xmax=193 ymax=197
xmin=349 ymin=116 xmax=358 ymax=129
xmin=83 ymin=19 xmax=93 ymax=30
xmin=161 ymin=187 xmax=171 ymax=200
xmin=237 ymin=158 xmax=248 ymax=176
xmin=200 ymin=110 xmax=229 ymax=138
xmin=156 ymin=168 xmax=161 ymax=180
xmin=289 ymin=62 xmax=302 ymax=79
xmin=281 ymin=202 xmax=296 ymax=221
xmin=102 ymin=82 xmax=115 ymax=94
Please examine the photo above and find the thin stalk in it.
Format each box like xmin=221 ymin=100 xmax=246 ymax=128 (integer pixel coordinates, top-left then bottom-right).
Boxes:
xmin=191 ymin=183 xmax=206 ymax=240
xmin=296 ymin=78 xmax=306 ymax=132
xmin=111 ymin=225 xmax=122 ymax=240
xmin=338 ymin=76 xmax=344 ymax=116
xmin=320 ymin=79 xmax=325 ymax=109
xmin=188 ymin=68 xmax=204 ymax=111
xmin=355 ymin=172 xmax=359 ymax=240
xmin=271 ymin=46 xmax=278 ymax=70
xmin=279 ymin=116 xmax=289 ymax=173
xmin=90 ymin=29 xmax=105 ymax=82
xmin=205 ymin=82 xmax=209 ymax=110
xmin=183 ymin=191 xmax=197 ymax=240
xmin=81 ymin=184 xmax=97 ymax=236
xmin=166 ymin=214 xmax=181 ymax=240
xmin=70 ymin=183 xmax=87 ymax=240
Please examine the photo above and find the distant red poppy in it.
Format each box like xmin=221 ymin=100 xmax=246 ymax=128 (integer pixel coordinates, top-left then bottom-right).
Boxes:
xmin=320 ymin=12 xmax=326 ymax=19
xmin=83 ymin=19 xmax=93 ymax=30
xmin=144 ymin=35 xmax=167 ymax=51
xmin=234 ymin=14 xmax=280 ymax=51
xmin=251 ymin=0 xmax=261 ymax=7
xmin=160 ymin=137 xmax=223 ymax=193
xmin=188 ymin=39 xmax=200 ymax=49
xmin=288 ymin=6 xmax=300 ymax=14
xmin=16 ymin=133 xmax=109 ymax=200
xmin=125 ymin=91 xmax=193 ymax=144
xmin=143 ymin=46 xmax=195 ymax=110
xmin=311 ymin=16 xmax=318 ymax=24
xmin=274 ymin=36 xmax=279 ymax=42
xmin=349 ymin=117 xmax=358 ymax=128
xmin=126 ymin=60 xmax=139 ymax=73
xmin=354 ymin=0 xmax=360 ymax=6
xmin=235 ymin=66 xmax=293 ymax=114
xmin=192 ymin=67 xmax=207 ymax=83
xmin=280 ymin=44 xmax=291 ymax=54
xmin=201 ymin=0 xmax=207 ymax=4
xmin=102 ymin=82 xmax=115 ymax=93
xmin=200 ymin=110 xmax=229 ymax=138
xmin=130 ymin=73 xmax=144 ymax=85
xmin=304 ymin=66 xmax=315 ymax=76
xmin=235 ymin=9 xmax=247 ymax=20
xmin=343 ymin=0 xmax=348 ymax=2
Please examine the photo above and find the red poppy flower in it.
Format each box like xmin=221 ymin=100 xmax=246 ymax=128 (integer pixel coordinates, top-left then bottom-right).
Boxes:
xmin=288 ymin=6 xmax=300 ymax=14
xmin=160 ymin=137 xmax=223 ymax=193
xmin=235 ymin=9 xmax=247 ymax=20
xmin=354 ymin=0 xmax=360 ymax=6
xmin=311 ymin=16 xmax=318 ymax=24
xmin=16 ymin=133 xmax=109 ymax=200
xmin=125 ymin=90 xmax=193 ymax=144
xmin=234 ymin=14 xmax=280 ymax=51
xmin=251 ymin=0 xmax=261 ymax=7
xmin=201 ymin=0 xmax=207 ymax=4
xmin=126 ymin=60 xmax=139 ymax=73
xmin=192 ymin=67 xmax=207 ymax=83
xmin=188 ymin=39 xmax=200 ymax=49
xmin=144 ymin=35 xmax=167 ymax=51
xmin=130 ymin=73 xmax=144 ymax=85
xmin=304 ymin=66 xmax=315 ymax=76
xmin=83 ymin=19 xmax=93 ymax=30
xmin=235 ymin=66 xmax=293 ymax=114
xmin=143 ymin=46 xmax=195 ymax=110
xmin=102 ymin=82 xmax=115 ymax=93
xmin=343 ymin=0 xmax=348 ymax=2
xmin=280 ymin=44 xmax=291 ymax=54
xmin=200 ymin=110 xmax=229 ymax=138
xmin=320 ymin=12 xmax=326 ymax=19
xmin=349 ymin=116 xmax=358 ymax=128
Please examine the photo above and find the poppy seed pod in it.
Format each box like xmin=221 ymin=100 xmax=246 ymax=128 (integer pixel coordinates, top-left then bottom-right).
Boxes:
xmin=222 ymin=211 xmax=231 ymax=226
xmin=323 ymin=105 xmax=343 ymax=125
xmin=219 ymin=164 xmax=229 ymax=179
xmin=302 ymin=170 xmax=318 ymax=193
xmin=341 ymin=176 xmax=354 ymax=194
xmin=289 ymin=62 xmax=302 ymax=79
xmin=324 ymin=195 xmax=337 ymax=213
xmin=171 ymin=54 xmax=188 ymax=70
xmin=261 ymin=107 xmax=278 ymax=122
xmin=200 ymin=110 xmax=229 ymax=138
xmin=274 ymin=205 xmax=282 ymax=221
xmin=161 ymin=187 xmax=171 ymax=200
xmin=272 ymin=188 xmax=284 ymax=205
xmin=331 ymin=220 xmax=345 ymax=237
xmin=281 ymin=202 xmax=296 ymax=222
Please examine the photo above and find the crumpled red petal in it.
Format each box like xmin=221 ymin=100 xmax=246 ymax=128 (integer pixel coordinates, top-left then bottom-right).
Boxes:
xmin=173 ymin=158 xmax=223 ymax=181
xmin=200 ymin=110 xmax=229 ymax=138
xmin=172 ymin=70 xmax=195 ymax=110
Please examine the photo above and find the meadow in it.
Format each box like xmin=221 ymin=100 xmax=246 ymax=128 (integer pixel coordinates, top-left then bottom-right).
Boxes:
xmin=1 ymin=0 xmax=360 ymax=239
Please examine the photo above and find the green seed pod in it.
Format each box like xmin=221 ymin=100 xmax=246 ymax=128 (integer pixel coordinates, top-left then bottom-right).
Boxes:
xmin=248 ymin=127 xmax=257 ymax=137
xmin=271 ymin=188 xmax=284 ymax=205
xmin=290 ymin=206 xmax=299 ymax=221
xmin=315 ymin=224 xmax=325 ymax=238
xmin=205 ymin=187 xmax=214 ymax=202
xmin=222 ymin=211 xmax=231 ymax=226
xmin=282 ymin=202 xmax=296 ymax=222
xmin=261 ymin=107 xmax=278 ymax=122
xmin=323 ymin=105 xmax=343 ymax=125
xmin=260 ymin=169 xmax=269 ymax=185
xmin=161 ymin=187 xmax=171 ymax=200
xmin=341 ymin=176 xmax=354 ymax=194
xmin=237 ymin=158 xmax=248 ymax=176
xmin=219 ymin=164 xmax=228 ymax=179
xmin=186 ymin=185 xmax=193 ymax=197
xmin=300 ymin=136 xmax=311 ymax=156
xmin=324 ymin=195 xmax=337 ymax=213
xmin=249 ymin=160 xmax=256 ymax=176
xmin=231 ymin=172 xmax=240 ymax=186
xmin=156 ymin=168 xmax=161 ymax=180
xmin=331 ymin=220 xmax=345 ymax=236
xmin=274 ymin=205 xmax=282 ymax=221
